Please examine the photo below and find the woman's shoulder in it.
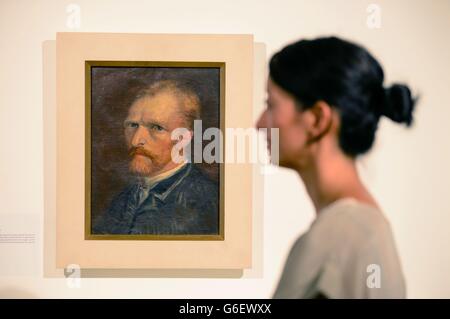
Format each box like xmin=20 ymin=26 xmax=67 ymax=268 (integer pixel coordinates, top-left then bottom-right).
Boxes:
xmin=308 ymin=198 xmax=393 ymax=248
xmin=291 ymin=197 xmax=400 ymax=284
xmin=275 ymin=198 xmax=405 ymax=298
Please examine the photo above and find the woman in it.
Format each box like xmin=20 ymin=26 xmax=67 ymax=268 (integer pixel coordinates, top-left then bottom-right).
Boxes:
xmin=256 ymin=37 xmax=416 ymax=298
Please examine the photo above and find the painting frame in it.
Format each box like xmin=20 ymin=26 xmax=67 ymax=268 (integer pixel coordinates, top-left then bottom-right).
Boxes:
xmin=56 ymin=32 xmax=253 ymax=269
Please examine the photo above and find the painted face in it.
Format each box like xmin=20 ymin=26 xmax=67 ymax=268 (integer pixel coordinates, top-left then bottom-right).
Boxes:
xmin=124 ymin=91 xmax=187 ymax=177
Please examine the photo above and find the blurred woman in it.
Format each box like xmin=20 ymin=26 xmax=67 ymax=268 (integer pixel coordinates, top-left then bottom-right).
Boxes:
xmin=256 ymin=37 xmax=416 ymax=298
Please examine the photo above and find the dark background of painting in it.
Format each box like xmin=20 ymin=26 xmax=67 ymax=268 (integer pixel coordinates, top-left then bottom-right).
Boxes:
xmin=90 ymin=67 xmax=220 ymax=221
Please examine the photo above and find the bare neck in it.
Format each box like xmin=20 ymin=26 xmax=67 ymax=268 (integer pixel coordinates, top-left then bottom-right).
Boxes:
xmin=296 ymin=148 xmax=378 ymax=213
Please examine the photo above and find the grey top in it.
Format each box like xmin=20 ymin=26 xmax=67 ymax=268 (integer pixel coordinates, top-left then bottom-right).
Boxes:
xmin=273 ymin=198 xmax=406 ymax=299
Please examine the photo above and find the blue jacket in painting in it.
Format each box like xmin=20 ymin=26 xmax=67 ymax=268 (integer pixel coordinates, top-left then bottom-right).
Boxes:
xmin=92 ymin=163 xmax=219 ymax=235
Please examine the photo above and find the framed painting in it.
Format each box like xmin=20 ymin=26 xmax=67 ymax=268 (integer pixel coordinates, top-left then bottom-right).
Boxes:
xmin=85 ymin=61 xmax=225 ymax=240
xmin=56 ymin=32 xmax=253 ymax=269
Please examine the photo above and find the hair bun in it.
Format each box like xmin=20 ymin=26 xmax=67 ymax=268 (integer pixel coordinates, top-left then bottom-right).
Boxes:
xmin=379 ymin=84 xmax=416 ymax=126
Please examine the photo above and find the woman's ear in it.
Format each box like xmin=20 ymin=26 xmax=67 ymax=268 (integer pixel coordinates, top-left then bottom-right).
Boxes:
xmin=304 ymin=100 xmax=334 ymax=143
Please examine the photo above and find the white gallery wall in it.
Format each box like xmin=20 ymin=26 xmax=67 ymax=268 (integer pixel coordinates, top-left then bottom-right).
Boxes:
xmin=0 ymin=0 xmax=449 ymax=298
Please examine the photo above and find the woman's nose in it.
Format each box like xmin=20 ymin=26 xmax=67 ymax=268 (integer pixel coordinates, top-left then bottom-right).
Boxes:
xmin=256 ymin=110 xmax=268 ymax=130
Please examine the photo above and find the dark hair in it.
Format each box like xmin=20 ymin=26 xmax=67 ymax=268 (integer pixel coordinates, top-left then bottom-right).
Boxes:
xmin=269 ymin=36 xmax=417 ymax=157
xmin=133 ymin=79 xmax=201 ymax=130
